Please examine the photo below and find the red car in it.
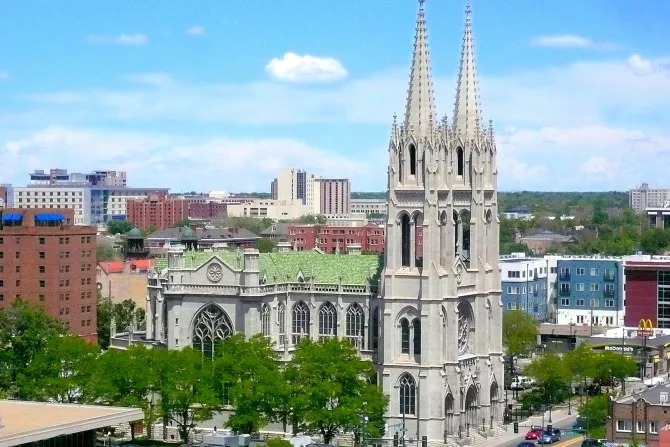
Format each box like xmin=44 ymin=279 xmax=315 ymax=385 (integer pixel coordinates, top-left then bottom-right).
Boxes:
xmin=525 ymin=426 xmax=544 ymax=440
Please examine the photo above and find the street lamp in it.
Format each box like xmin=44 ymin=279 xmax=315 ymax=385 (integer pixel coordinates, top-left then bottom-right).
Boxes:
xmin=568 ymin=322 xmax=576 ymax=415
xmin=394 ymin=385 xmax=406 ymax=447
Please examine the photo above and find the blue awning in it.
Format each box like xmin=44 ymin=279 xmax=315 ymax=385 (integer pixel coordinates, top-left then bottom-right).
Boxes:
xmin=34 ymin=213 xmax=66 ymax=222
xmin=2 ymin=213 xmax=22 ymax=222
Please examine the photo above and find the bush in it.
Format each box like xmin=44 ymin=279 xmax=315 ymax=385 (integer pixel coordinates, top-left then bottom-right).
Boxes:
xmin=267 ymin=439 xmax=292 ymax=447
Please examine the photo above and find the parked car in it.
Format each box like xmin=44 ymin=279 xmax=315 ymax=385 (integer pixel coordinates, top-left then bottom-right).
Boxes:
xmin=517 ymin=442 xmax=536 ymax=447
xmin=581 ymin=439 xmax=606 ymax=447
xmin=511 ymin=376 xmax=535 ymax=390
xmin=538 ymin=428 xmax=561 ymax=444
xmin=525 ymin=425 xmax=544 ymax=440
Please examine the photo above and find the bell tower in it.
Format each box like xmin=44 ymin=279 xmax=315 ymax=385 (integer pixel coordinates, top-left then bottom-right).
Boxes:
xmin=379 ymin=1 xmax=503 ymax=444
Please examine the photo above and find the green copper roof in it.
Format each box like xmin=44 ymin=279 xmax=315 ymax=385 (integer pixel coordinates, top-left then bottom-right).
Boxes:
xmin=126 ymin=227 xmax=142 ymax=238
xmin=181 ymin=227 xmax=196 ymax=239
xmin=154 ymin=251 xmax=383 ymax=285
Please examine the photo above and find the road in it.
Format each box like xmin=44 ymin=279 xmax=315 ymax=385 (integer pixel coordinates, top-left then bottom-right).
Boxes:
xmin=499 ymin=417 xmax=583 ymax=447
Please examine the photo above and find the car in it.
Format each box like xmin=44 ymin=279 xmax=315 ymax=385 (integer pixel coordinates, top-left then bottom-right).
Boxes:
xmin=525 ymin=426 xmax=544 ymax=440
xmin=581 ymin=439 xmax=606 ymax=447
xmin=537 ymin=428 xmax=561 ymax=444
xmin=517 ymin=442 xmax=536 ymax=447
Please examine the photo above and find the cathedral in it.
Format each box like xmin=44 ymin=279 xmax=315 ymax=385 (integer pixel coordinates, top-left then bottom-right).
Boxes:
xmin=378 ymin=0 xmax=504 ymax=442
xmin=128 ymin=0 xmax=503 ymax=445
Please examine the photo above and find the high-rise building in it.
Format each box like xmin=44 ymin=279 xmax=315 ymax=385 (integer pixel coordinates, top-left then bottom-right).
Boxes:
xmin=0 ymin=208 xmax=98 ymax=340
xmin=29 ymin=168 xmax=126 ymax=187
xmin=126 ymin=194 xmax=188 ymax=231
xmin=271 ymin=168 xmax=307 ymax=204
xmin=378 ymin=2 xmax=503 ymax=441
xmin=630 ymin=183 xmax=670 ymax=212
xmin=317 ymin=178 xmax=350 ymax=217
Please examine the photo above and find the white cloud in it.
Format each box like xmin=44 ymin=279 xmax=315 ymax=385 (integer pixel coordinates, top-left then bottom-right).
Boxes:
xmin=87 ymin=34 xmax=148 ymax=46
xmin=186 ymin=26 xmax=205 ymax=36
xmin=0 ymin=128 xmax=376 ymax=192
xmin=531 ymin=35 xmax=618 ymax=50
xmin=0 ymin=71 xmax=10 ymax=80
xmin=579 ymin=157 xmax=619 ymax=178
xmin=265 ymin=52 xmax=348 ymax=83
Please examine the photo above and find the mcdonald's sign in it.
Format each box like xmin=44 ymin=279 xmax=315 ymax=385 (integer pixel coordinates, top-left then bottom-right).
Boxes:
xmin=637 ymin=319 xmax=654 ymax=337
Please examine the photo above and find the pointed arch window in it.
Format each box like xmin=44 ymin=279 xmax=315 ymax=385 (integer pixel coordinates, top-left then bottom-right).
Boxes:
xmin=400 ymin=318 xmax=410 ymax=354
xmin=261 ymin=304 xmax=271 ymax=337
xmin=346 ymin=303 xmax=364 ymax=349
xmin=461 ymin=209 xmax=471 ymax=265
xmin=192 ymin=304 xmax=233 ymax=360
xmin=457 ymin=147 xmax=464 ymax=176
xmin=409 ymin=144 xmax=417 ymax=176
xmin=371 ymin=307 xmax=380 ymax=351
xmin=278 ymin=302 xmax=287 ymax=346
xmin=413 ymin=318 xmax=421 ymax=355
xmin=453 ymin=210 xmax=460 ymax=257
xmin=318 ymin=302 xmax=337 ymax=339
xmin=292 ymin=301 xmax=310 ymax=344
xmin=398 ymin=373 xmax=416 ymax=415
xmin=399 ymin=151 xmax=404 ymax=183
xmin=400 ymin=213 xmax=411 ymax=267
xmin=469 ymin=152 xmax=473 ymax=184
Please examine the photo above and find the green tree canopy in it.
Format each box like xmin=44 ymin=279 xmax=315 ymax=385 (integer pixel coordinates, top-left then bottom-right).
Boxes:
xmin=0 ymin=298 xmax=67 ymax=397
xmin=524 ymin=352 xmax=571 ymax=403
xmin=502 ymin=310 xmax=539 ymax=358
xmin=578 ymin=394 xmax=609 ymax=439
xmin=96 ymin=243 xmax=120 ymax=262
xmin=290 ymin=338 xmax=387 ymax=444
xmin=564 ymin=343 xmax=596 ymax=387
xmin=107 ymin=220 xmax=134 ymax=235
xmin=18 ymin=335 xmax=99 ymax=403
xmin=592 ymin=350 xmax=638 ymax=388
xmin=255 ymin=238 xmax=277 ymax=253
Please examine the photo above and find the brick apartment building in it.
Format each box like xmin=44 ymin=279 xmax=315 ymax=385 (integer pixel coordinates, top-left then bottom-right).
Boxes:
xmin=288 ymin=223 xmax=395 ymax=254
xmin=608 ymin=384 xmax=670 ymax=446
xmin=0 ymin=208 xmax=97 ymax=340
xmin=188 ymin=201 xmax=227 ymax=220
xmin=126 ymin=193 xmax=188 ymax=231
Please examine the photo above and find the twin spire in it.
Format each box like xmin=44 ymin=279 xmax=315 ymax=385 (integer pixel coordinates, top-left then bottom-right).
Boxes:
xmin=403 ymin=0 xmax=482 ymax=140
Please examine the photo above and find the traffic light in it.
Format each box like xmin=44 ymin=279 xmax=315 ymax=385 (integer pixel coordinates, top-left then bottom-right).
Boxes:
xmin=421 ymin=436 xmax=427 ymax=447
xmin=393 ymin=433 xmax=399 ymax=447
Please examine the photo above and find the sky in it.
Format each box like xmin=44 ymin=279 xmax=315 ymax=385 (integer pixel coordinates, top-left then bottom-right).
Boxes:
xmin=0 ymin=0 xmax=669 ymax=193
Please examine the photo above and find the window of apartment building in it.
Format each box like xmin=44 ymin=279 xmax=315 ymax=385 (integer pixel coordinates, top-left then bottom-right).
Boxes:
xmin=80 ymin=236 xmax=85 ymax=243
xmin=0 ymin=294 xmax=3 ymax=302
xmin=86 ymin=305 xmax=91 ymax=312
xmin=506 ymin=302 xmax=517 ymax=310
xmin=59 ymin=237 xmax=64 ymax=244
xmin=39 ymin=237 xmax=45 ymax=245
xmin=14 ymin=237 xmax=20 ymax=244
xmin=507 ymin=271 xmax=521 ymax=278
xmin=15 ymin=252 xmax=20 ymax=259
xmin=606 ymin=299 xmax=615 ymax=307
xmin=0 ymin=252 xmax=3 ymax=259
xmin=81 ymin=292 xmax=86 ymax=299
xmin=577 ymin=299 xmax=585 ymax=306
xmin=650 ymin=421 xmax=659 ymax=434
xmin=0 ymin=237 xmax=3 ymax=245
xmin=81 ymin=264 xmax=85 ymax=272
xmin=576 ymin=268 xmax=585 ymax=275
xmin=39 ymin=266 xmax=45 ymax=273
xmin=0 ymin=266 xmax=3 ymax=273
xmin=604 ymin=268 xmax=613 ymax=277
xmin=576 ymin=283 xmax=584 ymax=292
xmin=590 ymin=268 xmax=600 ymax=276
xmin=15 ymin=280 xmax=20 ymax=287
xmin=605 ymin=316 xmax=614 ymax=325
xmin=15 ymin=266 xmax=20 ymax=273
xmin=0 ymin=280 xmax=3 ymax=287
xmin=39 ymin=252 xmax=45 ymax=259
xmin=560 ymin=283 xmax=570 ymax=293
xmin=80 ymin=306 xmax=86 ymax=313
xmin=591 ymin=299 xmax=600 ymax=307
xmin=616 ymin=420 xmax=632 ymax=432
xmin=576 ymin=315 xmax=585 ymax=324
xmin=550 ymin=267 xmax=556 ymax=273
xmin=39 ymin=295 xmax=45 ymax=302
xmin=560 ymin=298 xmax=570 ymax=306
xmin=590 ymin=284 xmax=600 ymax=292
xmin=86 ymin=236 xmax=91 ymax=243
xmin=65 ymin=237 xmax=69 ymax=244
xmin=39 ymin=280 xmax=46 ymax=288
xmin=636 ymin=420 xmax=645 ymax=433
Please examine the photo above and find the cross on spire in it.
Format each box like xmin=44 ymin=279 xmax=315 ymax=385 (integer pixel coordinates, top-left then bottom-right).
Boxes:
xmin=419 ymin=0 xmax=425 ymax=7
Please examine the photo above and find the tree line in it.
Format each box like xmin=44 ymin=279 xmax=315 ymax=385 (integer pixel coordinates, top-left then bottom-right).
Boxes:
xmin=0 ymin=299 xmax=387 ymax=444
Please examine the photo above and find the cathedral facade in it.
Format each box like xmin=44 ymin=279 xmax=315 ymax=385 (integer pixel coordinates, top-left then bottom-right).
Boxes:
xmin=377 ymin=1 xmax=504 ymax=443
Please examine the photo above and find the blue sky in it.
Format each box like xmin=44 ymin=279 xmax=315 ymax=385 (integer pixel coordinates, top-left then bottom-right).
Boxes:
xmin=0 ymin=0 xmax=669 ymax=193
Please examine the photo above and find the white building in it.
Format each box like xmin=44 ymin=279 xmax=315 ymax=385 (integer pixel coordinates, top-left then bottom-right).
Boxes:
xmin=350 ymin=198 xmax=387 ymax=216
xmin=630 ymin=183 xmax=670 ymax=212
xmin=226 ymin=199 xmax=310 ymax=220
xmin=12 ymin=186 xmax=92 ymax=225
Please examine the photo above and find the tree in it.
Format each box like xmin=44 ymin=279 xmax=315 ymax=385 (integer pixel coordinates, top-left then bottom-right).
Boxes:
xmin=502 ymin=311 xmax=539 ymax=359
xmin=113 ymin=299 xmax=144 ymax=332
xmin=255 ymin=238 xmax=276 ymax=253
xmin=213 ymin=334 xmax=281 ymax=434
xmin=294 ymin=215 xmax=326 ymax=225
xmin=578 ymin=394 xmax=609 ymax=439
xmin=564 ymin=344 xmax=596 ymax=398
xmin=291 ymin=338 xmax=387 ymax=444
xmin=97 ymin=293 xmax=114 ymax=349
xmin=96 ymin=243 xmax=119 ymax=262
xmin=524 ymin=352 xmax=571 ymax=405
xmin=212 ymin=215 xmax=273 ymax=236
xmin=18 ymin=335 xmax=99 ymax=403
xmin=0 ymin=299 xmax=67 ymax=397
xmin=107 ymin=220 xmax=133 ymax=235
xmin=92 ymin=346 xmax=157 ymax=439
xmin=172 ymin=219 xmax=193 ymax=228
xmin=159 ymin=348 xmax=218 ymax=442
xmin=592 ymin=350 xmax=637 ymax=390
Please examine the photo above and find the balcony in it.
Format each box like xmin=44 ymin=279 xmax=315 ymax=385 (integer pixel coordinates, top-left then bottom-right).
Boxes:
xmin=603 ymin=273 xmax=616 ymax=282
xmin=559 ymin=288 xmax=571 ymax=296
xmin=604 ymin=289 xmax=616 ymax=297
xmin=559 ymin=272 xmax=571 ymax=280
xmin=533 ymin=290 xmax=539 ymax=297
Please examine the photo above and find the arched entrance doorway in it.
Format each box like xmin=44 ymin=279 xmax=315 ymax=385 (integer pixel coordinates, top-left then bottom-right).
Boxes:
xmin=444 ymin=393 xmax=455 ymax=436
xmin=490 ymin=382 xmax=500 ymax=423
xmin=464 ymin=385 xmax=478 ymax=429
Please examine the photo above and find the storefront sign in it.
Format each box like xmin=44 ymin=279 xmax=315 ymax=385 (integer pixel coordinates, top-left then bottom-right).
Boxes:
xmin=604 ymin=346 xmax=635 ymax=352
xmin=638 ymin=319 xmax=654 ymax=337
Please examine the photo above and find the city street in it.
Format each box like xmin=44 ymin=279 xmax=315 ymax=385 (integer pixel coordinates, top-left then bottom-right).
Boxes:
xmin=498 ymin=416 xmax=581 ymax=447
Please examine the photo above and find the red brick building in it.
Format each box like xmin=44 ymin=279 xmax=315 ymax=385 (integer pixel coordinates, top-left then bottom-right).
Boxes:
xmin=0 ymin=208 xmax=97 ymax=340
xmin=126 ymin=193 xmax=188 ymax=231
xmin=188 ymin=201 xmax=227 ymax=220
xmin=623 ymin=257 xmax=670 ymax=329
xmin=288 ymin=223 xmax=399 ymax=254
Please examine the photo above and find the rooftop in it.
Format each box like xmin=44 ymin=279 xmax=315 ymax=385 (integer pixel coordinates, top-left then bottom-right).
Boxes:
xmin=147 ymin=227 xmax=259 ymax=242
xmin=0 ymin=400 xmax=142 ymax=447
xmin=155 ymin=251 xmax=383 ymax=285
xmin=614 ymin=382 xmax=670 ymax=405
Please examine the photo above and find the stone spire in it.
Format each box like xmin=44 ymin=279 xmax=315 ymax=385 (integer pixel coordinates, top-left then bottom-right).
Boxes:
xmin=453 ymin=1 xmax=482 ymax=140
xmin=403 ymin=0 xmax=436 ymax=137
